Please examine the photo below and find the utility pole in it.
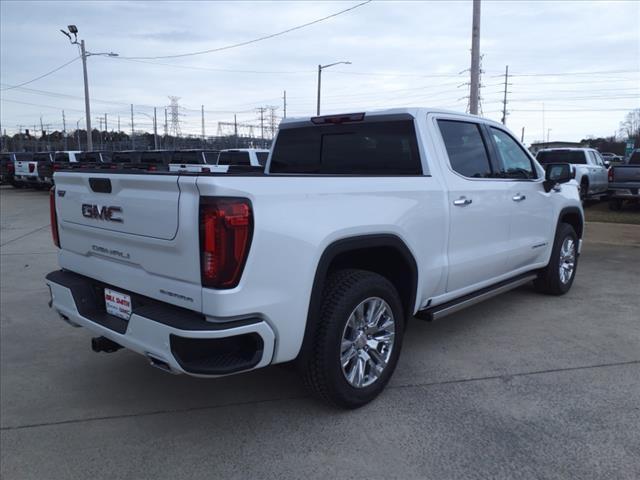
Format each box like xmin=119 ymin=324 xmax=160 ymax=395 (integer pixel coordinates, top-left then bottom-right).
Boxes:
xmin=469 ymin=0 xmax=481 ymax=115
xmin=117 ymin=114 xmax=120 ymax=132
xmin=153 ymin=107 xmax=158 ymax=150
xmin=542 ymin=102 xmax=545 ymax=145
xmin=521 ymin=126 xmax=525 ymax=143
xmin=283 ymin=90 xmax=287 ymax=119
xmin=62 ymin=110 xmax=68 ymax=150
xmin=501 ymin=65 xmax=509 ymax=125
xmin=234 ymin=114 xmax=238 ymax=148
xmin=316 ymin=65 xmax=322 ymax=116
xmin=104 ymin=113 xmax=108 ymax=151
xmin=130 ymin=104 xmax=135 ymax=149
xmin=201 ymin=105 xmax=205 ymax=146
xmin=97 ymin=116 xmax=103 ymax=149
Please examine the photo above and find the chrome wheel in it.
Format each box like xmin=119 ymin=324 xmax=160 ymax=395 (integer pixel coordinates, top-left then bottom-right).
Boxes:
xmin=340 ymin=297 xmax=395 ymax=388
xmin=559 ymin=237 xmax=576 ymax=284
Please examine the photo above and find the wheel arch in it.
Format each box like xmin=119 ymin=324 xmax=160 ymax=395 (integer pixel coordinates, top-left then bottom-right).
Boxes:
xmin=558 ymin=206 xmax=584 ymax=239
xmin=296 ymin=234 xmax=418 ymax=365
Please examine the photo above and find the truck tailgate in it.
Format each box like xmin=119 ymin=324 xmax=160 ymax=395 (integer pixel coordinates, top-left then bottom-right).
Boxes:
xmin=53 ymin=172 xmax=203 ymax=310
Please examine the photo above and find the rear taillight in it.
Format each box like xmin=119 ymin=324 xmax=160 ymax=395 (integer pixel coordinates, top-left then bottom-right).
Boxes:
xmin=148 ymin=165 xmax=157 ymax=171
xmin=200 ymin=197 xmax=253 ymax=289
xmin=29 ymin=163 xmax=35 ymax=173
xmin=53 ymin=163 xmax=61 ymax=171
xmin=7 ymin=163 xmax=14 ymax=172
xmin=202 ymin=167 xmax=211 ymax=173
xmin=49 ymin=187 xmax=60 ymax=248
xmin=608 ymin=168 xmax=614 ymax=183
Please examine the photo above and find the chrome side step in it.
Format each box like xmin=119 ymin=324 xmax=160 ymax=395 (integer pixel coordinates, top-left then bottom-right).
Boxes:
xmin=416 ymin=273 xmax=538 ymax=321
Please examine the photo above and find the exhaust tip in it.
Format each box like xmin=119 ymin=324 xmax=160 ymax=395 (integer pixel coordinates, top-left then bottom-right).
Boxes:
xmin=91 ymin=336 xmax=123 ymax=353
xmin=146 ymin=354 xmax=173 ymax=373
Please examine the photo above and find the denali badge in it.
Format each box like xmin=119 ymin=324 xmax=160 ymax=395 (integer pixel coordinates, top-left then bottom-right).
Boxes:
xmin=82 ymin=204 xmax=123 ymax=223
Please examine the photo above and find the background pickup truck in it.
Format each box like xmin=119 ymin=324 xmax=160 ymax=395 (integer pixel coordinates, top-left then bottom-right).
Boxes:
xmin=14 ymin=152 xmax=53 ymax=188
xmin=608 ymin=149 xmax=640 ymax=210
xmin=536 ymin=148 xmax=608 ymax=201
xmin=46 ymin=108 xmax=583 ymax=408
xmin=1 ymin=152 xmax=32 ymax=185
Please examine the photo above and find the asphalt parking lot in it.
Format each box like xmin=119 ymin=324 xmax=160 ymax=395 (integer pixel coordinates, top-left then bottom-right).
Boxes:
xmin=1 ymin=185 xmax=639 ymax=480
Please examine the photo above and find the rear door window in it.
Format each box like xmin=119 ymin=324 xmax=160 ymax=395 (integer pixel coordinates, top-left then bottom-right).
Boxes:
xmin=270 ymin=120 xmax=422 ymax=175
xmin=54 ymin=153 xmax=69 ymax=162
xmin=437 ymin=120 xmax=492 ymax=178
xmin=218 ymin=151 xmax=251 ymax=166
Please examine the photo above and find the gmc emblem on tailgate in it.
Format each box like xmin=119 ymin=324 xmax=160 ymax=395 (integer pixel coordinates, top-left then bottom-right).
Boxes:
xmin=81 ymin=204 xmax=123 ymax=223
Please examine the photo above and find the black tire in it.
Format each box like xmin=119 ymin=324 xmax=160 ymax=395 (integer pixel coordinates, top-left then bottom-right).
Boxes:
xmin=534 ymin=223 xmax=579 ymax=295
xmin=579 ymin=179 xmax=589 ymax=204
xmin=302 ymin=269 xmax=404 ymax=409
xmin=609 ymin=198 xmax=623 ymax=211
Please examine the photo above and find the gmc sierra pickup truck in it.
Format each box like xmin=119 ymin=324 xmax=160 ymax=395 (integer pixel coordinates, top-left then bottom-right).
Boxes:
xmin=608 ymin=149 xmax=640 ymax=210
xmin=536 ymin=148 xmax=608 ymax=201
xmin=46 ymin=108 xmax=583 ymax=408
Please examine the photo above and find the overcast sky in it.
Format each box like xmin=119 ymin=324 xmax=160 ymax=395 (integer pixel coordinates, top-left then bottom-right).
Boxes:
xmin=1 ymin=0 xmax=638 ymax=145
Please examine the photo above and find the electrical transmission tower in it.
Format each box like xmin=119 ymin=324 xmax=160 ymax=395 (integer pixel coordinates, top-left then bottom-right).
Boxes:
xmin=267 ymin=105 xmax=279 ymax=139
xmin=168 ymin=96 xmax=182 ymax=137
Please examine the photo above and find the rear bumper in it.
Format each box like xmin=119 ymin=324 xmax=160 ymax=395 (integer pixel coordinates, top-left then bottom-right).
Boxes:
xmin=14 ymin=174 xmax=49 ymax=184
xmin=608 ymin=185 xmax=639 ymax=199
xmin=45 ymin=270 xmax=275 ymax=376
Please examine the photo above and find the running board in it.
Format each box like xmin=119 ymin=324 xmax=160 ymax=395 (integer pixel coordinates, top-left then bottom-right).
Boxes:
xmin=416 ymin=273 xmax=538 ymax=321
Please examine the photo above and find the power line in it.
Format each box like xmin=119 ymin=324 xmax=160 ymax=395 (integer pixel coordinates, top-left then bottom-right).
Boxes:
xmin=118 ymin=0 xmax=372 ymax=60
xmin=0 ymin=56 xmax=80 ymax=91
xmin=496 ymin=69 xmax=639 ymax=78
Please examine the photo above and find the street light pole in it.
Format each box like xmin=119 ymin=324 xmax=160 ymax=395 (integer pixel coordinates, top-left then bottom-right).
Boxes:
xmin=61 ymin=25 xmax=118 ymax=152
xmin=316 ymin=61 xmax=351 ymax=115
xmin=79 ymin=40 xmax=93 ymax=151
xmin=316 ymin=65 xmax=322 ymax=116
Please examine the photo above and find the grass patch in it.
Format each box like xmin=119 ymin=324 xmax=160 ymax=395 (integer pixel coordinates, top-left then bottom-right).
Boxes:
xmin=584 ymin=200 xmax=640 ymax=225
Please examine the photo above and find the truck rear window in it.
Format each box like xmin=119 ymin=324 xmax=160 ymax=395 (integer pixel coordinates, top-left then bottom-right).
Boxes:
xmin=537 ymin=150 xmax=587 ymax=165
xmin=270 ymin=120 xmax=422 ymax=175
xmin=171 ymin=151 xmax=203 ymax=164
xmin=218 ymin=151 xmax=251 ymax=166
xmin=112 ymin=152 xmax=137 ymax=163
xmin=33 ymin=153 xmax=52 ymax=162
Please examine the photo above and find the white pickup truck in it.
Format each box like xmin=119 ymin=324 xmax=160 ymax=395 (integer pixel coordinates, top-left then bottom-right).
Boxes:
xmin=46 ymin=108 xmax=583 ymax=408
xmin=536 ymin=148 xmax=609 ymax=200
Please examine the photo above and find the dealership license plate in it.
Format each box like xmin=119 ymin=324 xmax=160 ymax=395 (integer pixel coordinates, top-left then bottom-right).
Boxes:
xmin=104 ymin=288 xmax=132 ymax=320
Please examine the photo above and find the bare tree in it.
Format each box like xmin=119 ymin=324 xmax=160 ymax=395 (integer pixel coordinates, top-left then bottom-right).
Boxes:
xmin=619 ymin=108 xmax=640 ymax=140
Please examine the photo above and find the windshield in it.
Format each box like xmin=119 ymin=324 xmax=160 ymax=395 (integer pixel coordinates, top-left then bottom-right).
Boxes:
xmin=537 ymin=150 xmax=587 ymax=165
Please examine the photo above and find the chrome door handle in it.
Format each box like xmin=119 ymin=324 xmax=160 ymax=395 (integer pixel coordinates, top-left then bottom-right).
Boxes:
xmin=453 ymin=197 xmax=472 ymax=206
xmin=512 ymin=194 xmax=526 ymax=202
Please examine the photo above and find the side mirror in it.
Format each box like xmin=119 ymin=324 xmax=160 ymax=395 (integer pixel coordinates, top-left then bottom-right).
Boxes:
xmin=603 ymin=160 xmax=611 ymax=168
xmin=543 ymin=163 xmax=574 ymax=192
